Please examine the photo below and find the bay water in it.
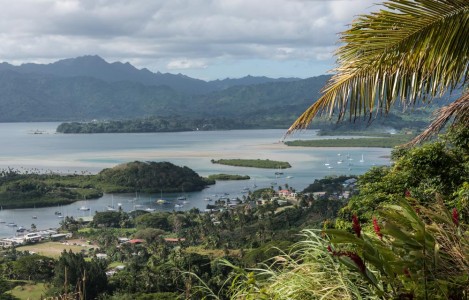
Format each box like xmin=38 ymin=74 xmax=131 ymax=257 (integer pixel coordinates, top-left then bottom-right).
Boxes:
xmin=0 ymin=122 xmax=391 ymax=237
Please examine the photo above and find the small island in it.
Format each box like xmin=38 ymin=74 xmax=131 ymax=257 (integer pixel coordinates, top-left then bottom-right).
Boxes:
xmin=207 ymin=174 xmax=250 ymax=180
xmin=211 ymin=159 xmax=291 ymax=169
xmin=0 ymin=161 xmax=214 ymax=209
xmin=285 ymin=133 xmax=413 ymax=148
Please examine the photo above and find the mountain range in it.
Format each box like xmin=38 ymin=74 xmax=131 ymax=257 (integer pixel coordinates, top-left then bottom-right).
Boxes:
xmin=0 ymin=55 xmax=328 ymax=124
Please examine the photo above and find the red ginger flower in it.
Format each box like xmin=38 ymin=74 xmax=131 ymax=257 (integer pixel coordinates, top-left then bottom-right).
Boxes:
xmin=352 ymin=214 xmax=361 ymax=238
xmin=373 ymin=217 xmax=382 ymax=239
xmin=452 ymin=208 xmax=459 ymax=226
xmin=405 ymin=190 xmax=411 ymax=198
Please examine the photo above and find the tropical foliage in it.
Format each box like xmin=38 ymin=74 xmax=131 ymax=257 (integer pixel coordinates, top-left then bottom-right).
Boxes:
xmin=288 ymin=0 xmax=469 ymax=144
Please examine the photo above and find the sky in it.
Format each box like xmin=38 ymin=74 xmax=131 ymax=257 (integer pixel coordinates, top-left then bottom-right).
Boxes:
xmin=0 ymin=0 xmax=380 ymax=80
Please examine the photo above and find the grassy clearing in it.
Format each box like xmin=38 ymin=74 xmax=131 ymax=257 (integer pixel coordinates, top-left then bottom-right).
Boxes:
xmin=8 ymin=282 xmax=46 ymax=300
xmin=16 ymin=241 xmax=92 ymax=258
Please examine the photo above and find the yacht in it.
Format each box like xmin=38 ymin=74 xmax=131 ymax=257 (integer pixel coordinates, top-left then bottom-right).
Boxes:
xmin=360 ymin=154 xmax=365 ymax=163
xmin=79 ymin=206 xmax=90 ymax=211
xmin=174 ymin=203 xmax=184 ymax=208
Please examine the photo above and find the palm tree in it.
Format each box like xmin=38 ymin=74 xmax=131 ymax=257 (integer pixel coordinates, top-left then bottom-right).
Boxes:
xmin=287 ymin=0 xmax=468 ymax=144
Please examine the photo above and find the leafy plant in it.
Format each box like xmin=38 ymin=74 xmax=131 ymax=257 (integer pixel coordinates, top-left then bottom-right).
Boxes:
xmin=325 ymin=198 xmax=469 ymax=299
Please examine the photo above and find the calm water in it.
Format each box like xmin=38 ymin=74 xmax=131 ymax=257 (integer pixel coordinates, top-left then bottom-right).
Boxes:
xmin=0 ymin=122 xmax=391 ymax=237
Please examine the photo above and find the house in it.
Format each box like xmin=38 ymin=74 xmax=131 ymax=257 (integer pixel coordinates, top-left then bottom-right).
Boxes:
xmin=129 ymin=239 xmax=145 ymax=245
xmin=278 ymin=189 xmax=297 ymax=199
xmin=24 ymin=233 xmax=42 ymax=242
xmin=164 ymin=238 xmax=186 ymax=244
xmin=343 ymin=178 xmax=358 ymax=188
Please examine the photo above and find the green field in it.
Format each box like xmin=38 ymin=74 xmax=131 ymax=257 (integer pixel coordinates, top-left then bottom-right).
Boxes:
xmin=8 ymin=282 xmax=46 ymax=300
xmin=16 ymin=241 xmax=92 ymax=258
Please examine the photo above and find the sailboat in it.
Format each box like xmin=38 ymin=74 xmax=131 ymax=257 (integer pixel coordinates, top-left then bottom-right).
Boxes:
xmin=360 ymin=154 xmax=365 ymax=163
xmin=107 ymin=195 xmax=117 ymax=211
xmin=79 ymin=196 xmax=90 ymax=211
xmin=156 ymin=190 xmax=169 ymax=204
xmin=177 ymin=188 xmax=187 ymax=201
xmin=324 ymin=158 xmax=330 ymax=167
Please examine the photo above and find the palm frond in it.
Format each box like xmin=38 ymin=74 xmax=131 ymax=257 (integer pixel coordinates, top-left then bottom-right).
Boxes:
xmin=408 ymin=90 xmax=469 ymax=144
xmin=287 ymin=0 xmax=469 ymax=135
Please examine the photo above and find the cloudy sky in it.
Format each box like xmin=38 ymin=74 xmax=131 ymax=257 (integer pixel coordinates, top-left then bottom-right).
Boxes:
xmin=0 ymin=0 xmax=380 ymax=80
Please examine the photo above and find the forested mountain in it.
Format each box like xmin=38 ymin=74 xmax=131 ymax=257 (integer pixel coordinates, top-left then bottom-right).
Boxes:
xmin=0 ymin=56 xmax=451 ymax=128
xmin=0 ymin=55 xmax=299 ymax=94
xmin=0 ymin=64 xmax=328 ymax=123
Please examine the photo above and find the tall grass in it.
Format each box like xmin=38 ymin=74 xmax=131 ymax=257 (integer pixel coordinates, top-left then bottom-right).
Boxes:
xmin=191 ymin=230 xmax=377 ymax=299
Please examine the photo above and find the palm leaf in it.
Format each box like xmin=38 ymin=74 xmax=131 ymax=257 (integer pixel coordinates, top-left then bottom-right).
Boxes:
xmin=287 ymin=0 xmax=469 ymax=140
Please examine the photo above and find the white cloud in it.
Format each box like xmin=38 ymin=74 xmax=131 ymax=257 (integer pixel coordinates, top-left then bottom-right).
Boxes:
xmin=0 ymin=0 xmax=381 ymax=78
xmin=167 ymin=58 xmax=208 ymax=70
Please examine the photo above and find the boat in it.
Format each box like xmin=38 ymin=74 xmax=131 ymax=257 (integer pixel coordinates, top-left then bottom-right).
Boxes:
xmin=204 ymin=197 xmax=212 ymax=201
xmin=0 ymin=219 xmax=5 ymax=224
xmin=177 ymin=196 xmax=186 ymax=201
xmin=360 ymin=154 xmax=365 ymax=163
xmin=107 ymin=195 xmax=117 ymax=211
xmin=32 ymin=216 xmax=37 ymax=219
xmin=156 ymin=190 xmax=169 ymax=204
xmin=174 ymin=203 xmax=184 ymax=208
xmin=78 ymin=206 xmax=90 ymax=211
xmin=144 ymin=207 xmax=156 ymax=212
xmin=337 ymin=160 xmax=343 ymax=164
xmin=6 ymin=222 xmax=17 ymax=227
xmin=286 ymin=175 xmax=293 ymax=179
xmin=324 ymin=158 xmax=330 ymax=166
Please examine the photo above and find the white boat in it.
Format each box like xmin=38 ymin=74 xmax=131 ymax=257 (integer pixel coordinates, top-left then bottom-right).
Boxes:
xmin=175 ymin=203 xmax=184 ymax=208
xmin=204 ymin=197 xmax=212 ymax=201
xmin=360 ymin=154 xmax=365 ymax=163
xmin=79 ymin=206 xmax=90 ymax=211
xmin=107 ymin=195 xmax=117 ymax=211
xmin=156 ymin=190 xmax=169 ymax=204
xmin=324 ymin=158 xmax=330 ymax=166
xmin=6 ymin=222 xmax=17 ymax=227
xmin=177 ymin=196 xmax=186 ymax=201
xmin=337 ymin=160 xmax=343 ymax=164
xmin=286 ymin=175 xmax=293 ymax=179
xmin=144 ymin=207 xmax=156 ymax=212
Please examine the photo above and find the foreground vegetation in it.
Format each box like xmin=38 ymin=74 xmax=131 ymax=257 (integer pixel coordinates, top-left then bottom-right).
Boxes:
xmin=0 ymin=162 xmax=214 ymax=209
xmin=210 ymin=159 xmax=291 ymax=169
